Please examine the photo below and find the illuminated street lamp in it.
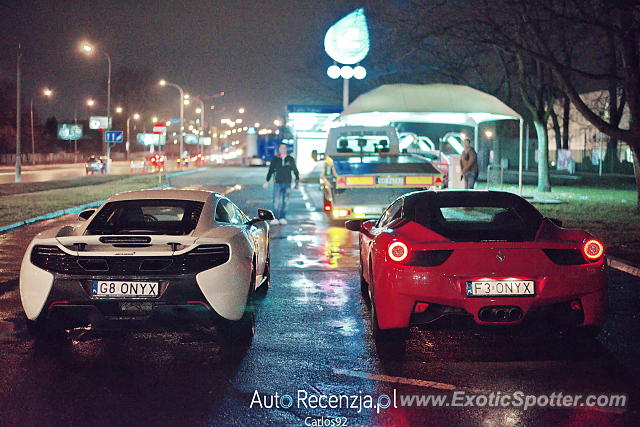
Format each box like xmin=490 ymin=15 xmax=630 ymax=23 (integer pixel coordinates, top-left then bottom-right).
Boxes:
xmin=159 ymin=79 xmax=185 ymax=162
xmin=30 ymin=87 xmax=54 ymax=162
xmin=273 ymin=119 xmax=282 ymax=127
xmin=238 ymin=107 xmax=245 ymax=114
xmin=87 ymin=98 xmax=95 ymax=107
xmin=115 ymin=106 xmax=123 ymax=114
xmin=80 ymin=41 xmax=112 ymax=159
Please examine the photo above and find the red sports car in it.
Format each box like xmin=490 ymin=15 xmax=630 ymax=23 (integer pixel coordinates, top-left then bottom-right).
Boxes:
xmin=346 ymin=190 xmax=607 ymax=341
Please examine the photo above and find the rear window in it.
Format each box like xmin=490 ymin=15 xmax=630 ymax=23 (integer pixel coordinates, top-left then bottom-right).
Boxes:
xmin=410 ymin=194 xmax=542 ymax=242
xmin=87 ymin=199 xmax=204 ymax=235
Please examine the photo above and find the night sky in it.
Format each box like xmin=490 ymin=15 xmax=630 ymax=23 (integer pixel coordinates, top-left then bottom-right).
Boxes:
xmin=0 ymin=0 xmax=362 ymax=126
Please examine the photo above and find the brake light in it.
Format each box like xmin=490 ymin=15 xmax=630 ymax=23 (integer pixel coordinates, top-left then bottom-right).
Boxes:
xmin=324 ymin=203 xmax=332 ymax=212
xmin=388 ymin=241 xmax=409 ymax=262
xmin=582 ymin=239 xmax=604 ymax=261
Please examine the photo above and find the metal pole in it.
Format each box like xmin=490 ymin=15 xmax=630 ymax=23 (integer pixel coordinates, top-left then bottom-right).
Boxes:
xmin=30 ymin=98 xmax=35 ymax=164
xmin=105 ymin=52 xmax=112 ymax=173
xmin=525 ymin=124 xmax=530 ymax=171
xmin=15 ymin=44 xmax=22 ymax=183
xmin=518 ymin=119 xmax=524 ymax=195
xmin=178 ymin=86 xmax=184 ymax=166
xmin=598 ymin=131 xmax=603 ymax=177
xmin=126 ymin=116 xmax=131 ymax=161
xmin=200 ymin=100 xmax=205 ymax=156
xmin=342 ymin=77 xmax=349 ymax=109
xmin=74 ymin=109 xmax=78 ymax=163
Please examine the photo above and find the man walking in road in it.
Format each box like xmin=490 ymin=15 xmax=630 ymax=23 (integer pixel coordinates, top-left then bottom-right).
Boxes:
xmin=263 ymin=143 xmax=299 ymax=224
xmin=460 ymin=138 xmax=479 ymax=189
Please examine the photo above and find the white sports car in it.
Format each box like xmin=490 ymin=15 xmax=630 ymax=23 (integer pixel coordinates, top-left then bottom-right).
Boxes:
xmin=20 ymin=189 xmax=274 ymax=343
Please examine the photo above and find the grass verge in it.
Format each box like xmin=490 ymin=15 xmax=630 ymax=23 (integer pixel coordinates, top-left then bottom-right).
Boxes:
xmin=0 ymin=174 xmax=166 ymax=227
xmin=500 ymin=184 xmax=640 ymax=264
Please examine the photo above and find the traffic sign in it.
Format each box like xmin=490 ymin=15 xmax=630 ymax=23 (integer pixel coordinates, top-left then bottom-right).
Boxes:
xmin=170 ymin=118 xmax=180 ymax=125
xmin=153 ymin=123 xmax=167 ymax=134
xmin=105 ymin=130 xmax=124 ymax=143
xmin=89 ymin=116 xmax=111 ymax=130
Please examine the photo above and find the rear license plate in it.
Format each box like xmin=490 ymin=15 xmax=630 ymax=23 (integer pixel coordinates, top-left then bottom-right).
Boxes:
xmin=91 ymin=281 xmax=159 ymax=298
xmin=376 ymin=176 xmax=404 ymax=185
xmin=466 ymin=280 xmax=534 ymax=297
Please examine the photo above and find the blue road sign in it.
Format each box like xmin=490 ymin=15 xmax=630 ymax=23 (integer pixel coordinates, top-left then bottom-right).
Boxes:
xmin=170 ymin=118 xmax=180 ymax=125
xmin=105 ymin=130 xmax=124 ymax=143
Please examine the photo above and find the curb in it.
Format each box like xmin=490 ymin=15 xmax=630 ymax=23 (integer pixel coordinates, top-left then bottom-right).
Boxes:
xmin=608 ymin=256 xmax=640 ymax=278
xmin=0 ymin=168 xmax=209 ymax=234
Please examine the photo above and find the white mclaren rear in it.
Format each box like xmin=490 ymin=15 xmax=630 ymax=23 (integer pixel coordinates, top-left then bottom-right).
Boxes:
xmin=19 ymin=189 xmax=274 ymax=343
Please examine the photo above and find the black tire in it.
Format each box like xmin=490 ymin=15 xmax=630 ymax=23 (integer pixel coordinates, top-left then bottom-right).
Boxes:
xmin=262 ymin=250 xmax=271 ymax=289
xmin=219 ymin=265 xmax=257 ymax=345
xmin=563 ymin=325 xmax=601 ymax=342
xmin=25 ymin=315 xmax=67 ymax=343
xmin=359 ymin=246 xmax=369 ymax=301
xmin=368 ymin=279 xmax=408 ymax=343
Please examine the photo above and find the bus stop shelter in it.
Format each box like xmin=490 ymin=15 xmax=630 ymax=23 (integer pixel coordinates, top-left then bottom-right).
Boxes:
xmin=336 ymin=83 xmax=525 ymax=192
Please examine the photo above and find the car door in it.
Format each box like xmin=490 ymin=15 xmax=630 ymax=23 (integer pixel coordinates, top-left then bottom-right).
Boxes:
xmin=361 ymin=198 xmax=404 ymax=284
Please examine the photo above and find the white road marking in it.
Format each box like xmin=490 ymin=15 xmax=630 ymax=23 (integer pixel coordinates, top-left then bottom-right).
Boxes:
xmin=608 ymin=258 xmax=640 ymax=278
xmin=333 ymin=368 xmax=485 ymax=393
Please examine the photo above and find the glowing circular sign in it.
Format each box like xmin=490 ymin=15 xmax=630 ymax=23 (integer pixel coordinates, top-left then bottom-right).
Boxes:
xmin=324 ymin=8 xmax=370 ymax=65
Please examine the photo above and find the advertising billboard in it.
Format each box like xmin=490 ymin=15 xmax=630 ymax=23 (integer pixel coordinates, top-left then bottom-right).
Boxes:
xmin=136 ymin=133 xmax=166 ymax=146
xmin=57 ymin=124 xmax=83 ymax=141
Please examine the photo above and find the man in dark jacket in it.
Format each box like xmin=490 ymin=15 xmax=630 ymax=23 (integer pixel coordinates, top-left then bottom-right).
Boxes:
xmin=263 ymin=143 xmax=299 ymax=224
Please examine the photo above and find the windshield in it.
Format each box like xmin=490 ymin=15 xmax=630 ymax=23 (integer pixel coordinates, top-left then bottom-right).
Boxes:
xmin=87 ymin=199 xmax=204 ymax=235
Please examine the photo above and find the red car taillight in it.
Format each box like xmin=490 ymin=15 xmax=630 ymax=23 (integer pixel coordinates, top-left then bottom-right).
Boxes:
xmin=582 ymin=238 xmax=604 ymax=261
xmin=323 ymin=203 xmax=332 ymax=212
xmin=388 ymin=241 xmax=409 ymax=262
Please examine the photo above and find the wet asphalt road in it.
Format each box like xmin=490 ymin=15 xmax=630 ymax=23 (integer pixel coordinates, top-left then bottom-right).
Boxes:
xmin=0 ymin=166 xmax=639 ymax=426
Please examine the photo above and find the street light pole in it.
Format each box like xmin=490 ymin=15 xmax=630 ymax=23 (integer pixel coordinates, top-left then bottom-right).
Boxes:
xmin=192 ymin=97 xmax=205 ymax=154
xmin=15 ymin=44 xmax=22 ymax=183
xmin=81 ymin=42 xmax=112 ymax=165
xmin=30 ymin=98 xmax=35 ymax=163
xmin=159 ymin=80 xmax=185 ymax=166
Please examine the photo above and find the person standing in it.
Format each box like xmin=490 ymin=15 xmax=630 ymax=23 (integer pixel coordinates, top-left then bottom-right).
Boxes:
xmin=460 ymin=138 xmax=479 ymax=189
xmin=263 ymin=143 xmax=299 ymax=224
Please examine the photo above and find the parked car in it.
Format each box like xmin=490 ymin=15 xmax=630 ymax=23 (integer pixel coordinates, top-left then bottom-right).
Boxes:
xmin=346 ymin=190 xmax=607 ymax=342
xmin=20 ymin=189 xmax=274 ymax=344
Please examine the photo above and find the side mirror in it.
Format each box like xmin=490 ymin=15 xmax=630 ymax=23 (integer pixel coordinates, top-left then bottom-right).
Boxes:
xmin=78 ymin=209 xmax=95 ymax=221
xmin=548 ymin=217 xmax=563 ymax=227
xmin=362 ymin=220 xmax=375 ymax=232
xmin=257 ymin=208 xmax=275 ymax=221
xmin=345 ymin=219 xmax=364 ymax=232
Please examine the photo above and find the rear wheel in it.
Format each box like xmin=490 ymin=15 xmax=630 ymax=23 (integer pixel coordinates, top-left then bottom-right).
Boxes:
xmin=25 ymin=315 xmax=67 ymax=343
xmin=220 ymin=265 xmax=257 ymax=345
xmin=368 ymin=279 xmax=408 ymax=343
xmin=563 ymin=325 xmax=601 ymax=342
